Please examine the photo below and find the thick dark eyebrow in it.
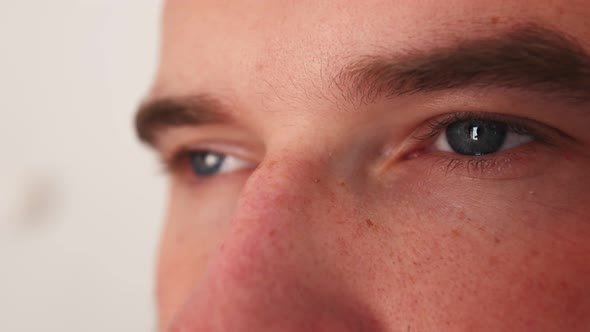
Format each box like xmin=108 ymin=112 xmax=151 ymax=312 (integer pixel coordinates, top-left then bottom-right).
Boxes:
xmin=136 ymin=23 xmax=590 ymax=146
xmin=135 ymin=95 xmax=230 ymax=145
xmin=336 ymin=23 xmax=590 ymax=105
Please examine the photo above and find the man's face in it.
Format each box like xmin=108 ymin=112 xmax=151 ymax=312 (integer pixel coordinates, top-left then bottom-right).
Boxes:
xmin=138 ymin=1 xmax=590 ymax=331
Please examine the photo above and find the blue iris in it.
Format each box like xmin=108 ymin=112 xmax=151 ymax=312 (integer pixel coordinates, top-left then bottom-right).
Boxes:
xmin=190 ymin=151 xmax=226 ymax=176
xmin=446 ymin=119 xmax=507 ymax=156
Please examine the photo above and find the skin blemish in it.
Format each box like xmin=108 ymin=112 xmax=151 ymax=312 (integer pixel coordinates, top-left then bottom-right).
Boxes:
xmin=494 ymin=237 xmax=501 ymax=244
xmin=457 ymin=210 xmax=466 ymax=221
xmin=556 ymin=6 xmax=565 ymax=15
xmin=451 ymin=229 xmax=461 ymax=238
xmin=491 ymin=16 xmax=499 ymax=25
xmin=365 ymin=219 xmax=374 ymax=227
xmin=314 ymin=178 xmax=321 ymax=183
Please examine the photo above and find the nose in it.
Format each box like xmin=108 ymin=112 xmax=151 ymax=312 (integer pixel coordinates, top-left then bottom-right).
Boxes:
xmin=168 ymin=155 xmax=381 ymax=332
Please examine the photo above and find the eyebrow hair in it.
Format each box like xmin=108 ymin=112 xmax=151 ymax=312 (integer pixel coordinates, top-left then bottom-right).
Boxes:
xmin=135 ymin=23 xmax=590 ymax=146
xmin=337 ymin=23 xmax=590 ymax=105
xmin=135 ymin=95 xmax=230 ymax=145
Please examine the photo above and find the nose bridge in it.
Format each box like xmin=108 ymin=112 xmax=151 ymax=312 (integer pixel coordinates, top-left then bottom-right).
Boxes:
xmin=216 ymin=154 xmax=320 ymax=286
xmin=170 ymin=153 xmax=339 ymax=331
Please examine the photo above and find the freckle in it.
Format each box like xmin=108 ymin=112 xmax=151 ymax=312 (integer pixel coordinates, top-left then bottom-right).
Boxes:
xmin=491 ymin=16 xmax=499 ymax=24
xmin=339 ymin=181 xmax=346 ymax=187
xmin=494 ymin=237 xmax=501 ymax=244
xmin=457 ymin=210 xmax=465 ymax=220
xmin=556 ymin=6 xmax=564 ymax=15
xmin=451 ymin=229 xmax=461 ymax=238
xmin=265 ymin=160 xmax=277 ymax=170
xmin=365 ymin=219 xmax=374 ymax=227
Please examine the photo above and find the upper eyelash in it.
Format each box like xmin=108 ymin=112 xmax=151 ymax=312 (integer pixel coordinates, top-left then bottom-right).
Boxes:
xmin=413 ymin=111 xmax=536 ymax=142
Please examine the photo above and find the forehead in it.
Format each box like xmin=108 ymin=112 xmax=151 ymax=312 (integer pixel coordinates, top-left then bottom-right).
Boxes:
xmin=154 ymin=0 xmax=589 ymax=101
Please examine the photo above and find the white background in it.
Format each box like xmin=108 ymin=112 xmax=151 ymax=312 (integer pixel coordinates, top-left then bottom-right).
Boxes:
xmin=0 ymin=1 xmax=164 ymax=331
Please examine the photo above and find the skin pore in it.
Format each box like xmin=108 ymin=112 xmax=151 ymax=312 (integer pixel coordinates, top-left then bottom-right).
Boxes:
xmin=138 ymin=1 xmax=590 ymax=331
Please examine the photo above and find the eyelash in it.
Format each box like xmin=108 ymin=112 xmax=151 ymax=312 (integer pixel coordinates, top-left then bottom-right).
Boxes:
xmin=405 ymin=111 xmax=557 ymax=177
xmin=414 ymin=111 xmax=539 ymax=143
xmin=161 ymin=112 xmax=563 ymax=181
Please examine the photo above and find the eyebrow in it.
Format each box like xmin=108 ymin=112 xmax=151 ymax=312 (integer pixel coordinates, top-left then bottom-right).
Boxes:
xmin=136 ymin=23 xmax=590 ymax=146
xmin=135 ymin=95 xmax=230 ymax=145
xmin=336 ymin=23 xmax=590 ymax=105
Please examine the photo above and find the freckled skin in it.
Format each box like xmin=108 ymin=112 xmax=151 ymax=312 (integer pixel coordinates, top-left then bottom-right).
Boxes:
xmin=152 ymin=1 xmax=590 ymax=331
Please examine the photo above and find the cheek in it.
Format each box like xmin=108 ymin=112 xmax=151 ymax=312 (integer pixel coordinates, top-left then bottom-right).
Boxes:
xmin=351 ymin=173 xmax=590 ymax=330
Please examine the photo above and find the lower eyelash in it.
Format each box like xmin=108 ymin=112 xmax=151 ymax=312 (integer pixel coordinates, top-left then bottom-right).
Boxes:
xmin=429 ymin=144 xmax=540 ymax=179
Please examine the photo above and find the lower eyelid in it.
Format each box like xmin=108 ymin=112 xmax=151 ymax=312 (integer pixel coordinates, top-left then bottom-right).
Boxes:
xmin=417 ymin=143 xmax=547 ymax=180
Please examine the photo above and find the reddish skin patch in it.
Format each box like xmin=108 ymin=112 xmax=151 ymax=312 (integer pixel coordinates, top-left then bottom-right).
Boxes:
xmin=457 ymin=210 xmax=466 ymax=220
xmin=556 ymin=6 xmax=565 ymax=15
xmin=494 ymin=237 xmax=501 ymax=244
xmin=451 ymin=229 xmax=462 ymax=238
xmin=491 ymin=17 xmax=499 ymax=24
xmin=366 ymin=219 xmax=374 ymax=227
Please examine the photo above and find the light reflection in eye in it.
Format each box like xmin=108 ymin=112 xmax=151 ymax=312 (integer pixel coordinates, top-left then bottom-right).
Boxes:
xmin=432 ymin=119 xmax=533 ymax=156
xmin=189 ymin=151 xmax=253 ymax=177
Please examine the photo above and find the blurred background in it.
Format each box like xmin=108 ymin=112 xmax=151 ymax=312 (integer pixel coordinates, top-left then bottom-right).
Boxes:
xmin=0 ymin=1 xmax=164 ymax=331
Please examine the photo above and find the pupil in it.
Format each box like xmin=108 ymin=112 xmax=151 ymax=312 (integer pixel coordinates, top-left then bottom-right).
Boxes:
xmin=446 ymin=119 xmax=507 ymax=156
xmin=190 ymin=151 xmax=225 ymax=176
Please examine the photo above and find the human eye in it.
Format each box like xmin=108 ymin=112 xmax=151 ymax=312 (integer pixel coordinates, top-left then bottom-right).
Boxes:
xmin=402 ymin=112 xmax=570 ymax=179
xmin=429 ymin=113 xmax=533 ymax=156
xmin=163 ymin=146 xmax=257 ymax=181
xmin=187 ymin=150 xmax=253 ymax=177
